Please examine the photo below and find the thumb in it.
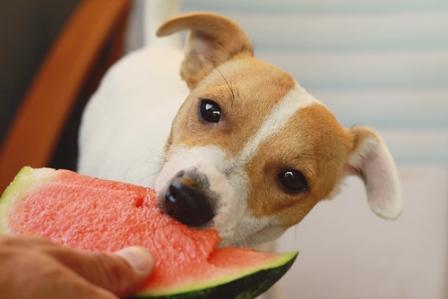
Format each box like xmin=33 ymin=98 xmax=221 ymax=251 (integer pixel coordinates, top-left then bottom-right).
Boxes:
xmin=53 ymin=246 xmax=153 ymax=296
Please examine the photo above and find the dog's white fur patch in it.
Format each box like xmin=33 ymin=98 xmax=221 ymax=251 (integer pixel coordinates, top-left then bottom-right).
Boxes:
xmin=238 ymin=84 xmax=319 ymax=164
xmin=155 ymin=145 xmax=231 ymax=199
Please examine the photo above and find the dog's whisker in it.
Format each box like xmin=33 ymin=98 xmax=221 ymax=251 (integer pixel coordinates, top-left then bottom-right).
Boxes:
xmin=213 ymin=66 xmax=237 ymax=107
xmin=132 ymin=153 xmax=166 ymax=186
xmin=121 ymin=146 xmax=165 ymax=181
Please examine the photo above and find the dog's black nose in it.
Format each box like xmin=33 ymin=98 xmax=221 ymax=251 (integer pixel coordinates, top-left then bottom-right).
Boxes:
xmin=163 ymin=176 xmax=214 ymax=227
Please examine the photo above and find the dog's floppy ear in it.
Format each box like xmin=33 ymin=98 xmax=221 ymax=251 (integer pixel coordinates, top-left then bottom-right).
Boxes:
xmin=157 ymin=12 xmax=253 ymax=89
xmin=345 ymin=127 xmax=402 ymax=219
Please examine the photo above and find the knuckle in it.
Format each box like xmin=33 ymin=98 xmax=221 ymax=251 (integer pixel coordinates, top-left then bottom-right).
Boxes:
xmin=35 ymin=244 xmax=67 ymax=261
xmin=40 ymin=264 xmax=68 ymax=280
xmin=0 ymin=235 xmax=19 ymax=247
xmin=92 ymin=253 xmax=133 ymax=291
xmin=38 ymin=245 xmax=63 ymax=256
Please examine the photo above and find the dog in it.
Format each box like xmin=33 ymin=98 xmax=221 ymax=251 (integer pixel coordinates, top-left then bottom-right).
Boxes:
xmin=78 ymin=12 xmax=402 ymax=250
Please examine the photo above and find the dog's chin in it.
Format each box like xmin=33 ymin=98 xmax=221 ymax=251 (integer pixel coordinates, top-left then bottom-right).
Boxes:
xmin=217 ymin=225 xmax=286 ymax=249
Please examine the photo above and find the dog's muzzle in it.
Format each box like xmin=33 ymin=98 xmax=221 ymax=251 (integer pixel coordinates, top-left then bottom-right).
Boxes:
xmin=161 ymin=171 xmax=215 ymax=227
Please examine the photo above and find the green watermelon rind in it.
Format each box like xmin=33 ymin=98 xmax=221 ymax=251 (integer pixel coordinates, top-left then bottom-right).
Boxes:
xmin=133 ymin=251 xmax=298 ymax=299
xmin=0 ymin=167 xmax=56 ymax=234
xmin=0 ymin=167 xmax=298 ymax=299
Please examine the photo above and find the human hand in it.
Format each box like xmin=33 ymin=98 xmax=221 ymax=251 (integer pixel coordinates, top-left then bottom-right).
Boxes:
xmin=0 ymin=235 xmax=153 ymax=299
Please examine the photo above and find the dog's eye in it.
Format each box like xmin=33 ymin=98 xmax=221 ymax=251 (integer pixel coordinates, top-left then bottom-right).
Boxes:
xmin=278 ymin=169 xmax=308 ymax=193
xmin=199 ymin=99 xmax=221 ymax=123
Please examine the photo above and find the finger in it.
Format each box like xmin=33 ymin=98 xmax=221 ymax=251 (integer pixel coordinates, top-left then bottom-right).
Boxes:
xmin=0 ymin=235 xmax=55 ymax=248
xmin=46 ymin=246 xmax=153 ymax=297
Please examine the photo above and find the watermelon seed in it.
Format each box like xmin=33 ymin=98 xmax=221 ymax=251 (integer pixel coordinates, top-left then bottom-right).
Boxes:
xmin=134 ymin=196 xmax=144 ymax=208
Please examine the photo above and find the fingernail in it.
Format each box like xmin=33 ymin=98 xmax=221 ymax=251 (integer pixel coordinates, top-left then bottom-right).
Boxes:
xmin=115 ymin=246 xmax=153 ymax=274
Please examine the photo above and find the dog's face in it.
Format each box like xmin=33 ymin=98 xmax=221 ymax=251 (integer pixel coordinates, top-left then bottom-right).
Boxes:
xmin=155 ymin=13 xmax=402 ymax=247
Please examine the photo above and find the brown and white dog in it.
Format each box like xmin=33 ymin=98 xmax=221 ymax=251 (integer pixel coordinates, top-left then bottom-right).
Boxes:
xmin=79 ymin=13 xmax=402 ymax=249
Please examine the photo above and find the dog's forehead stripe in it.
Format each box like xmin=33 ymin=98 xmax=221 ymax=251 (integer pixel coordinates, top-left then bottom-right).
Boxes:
xmin=237 ymin=84 xmax=320 ymax=163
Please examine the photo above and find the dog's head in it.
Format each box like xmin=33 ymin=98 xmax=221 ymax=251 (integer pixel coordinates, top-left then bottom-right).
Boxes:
xmin=154 ymin=13 xmax=402 ymax=247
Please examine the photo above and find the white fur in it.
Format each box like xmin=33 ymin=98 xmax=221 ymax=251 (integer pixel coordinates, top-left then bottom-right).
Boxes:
xmin=78 ymin=46 xmax=188 ymax=186
xmin=154 ymin=146 xmax=232 ymax=202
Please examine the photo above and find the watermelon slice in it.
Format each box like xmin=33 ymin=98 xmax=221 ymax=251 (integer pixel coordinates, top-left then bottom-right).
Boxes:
xmin=0 ymin=167 xmax=297 ymax=299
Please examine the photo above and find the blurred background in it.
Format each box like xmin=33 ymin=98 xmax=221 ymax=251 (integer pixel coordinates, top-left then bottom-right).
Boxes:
xmin=0 ymin=0 xmax=447 ymax=298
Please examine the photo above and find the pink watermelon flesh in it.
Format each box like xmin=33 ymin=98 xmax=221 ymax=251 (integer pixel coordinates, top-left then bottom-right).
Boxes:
xmin=0 ymin=167 xmax=296 ymax=297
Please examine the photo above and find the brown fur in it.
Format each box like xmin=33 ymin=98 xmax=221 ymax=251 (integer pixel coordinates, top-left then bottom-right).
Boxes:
xmin=157 ymin=12 xmax=253 ymax=88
